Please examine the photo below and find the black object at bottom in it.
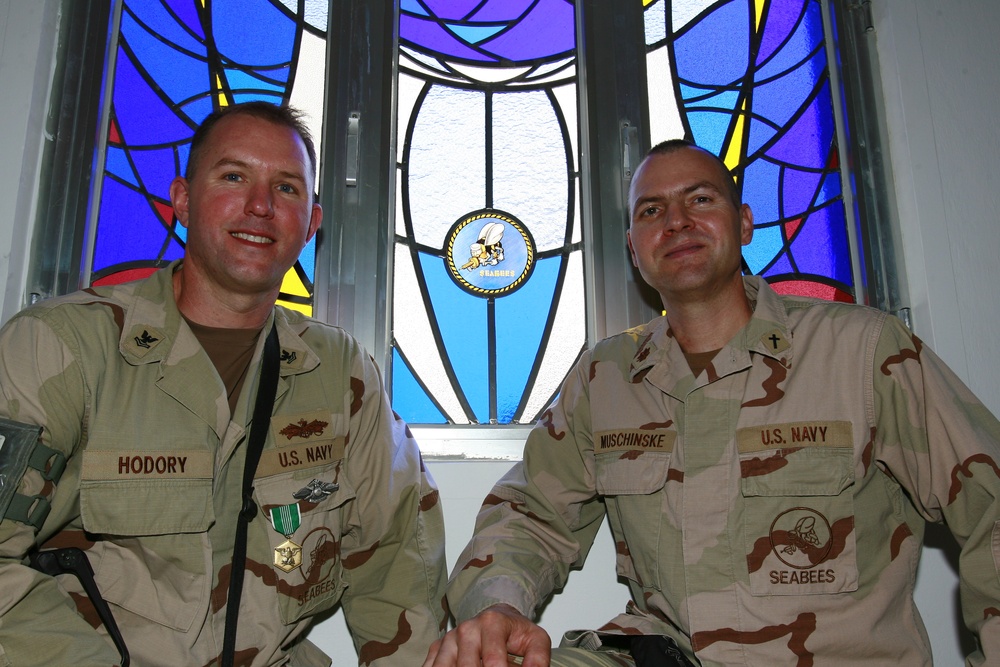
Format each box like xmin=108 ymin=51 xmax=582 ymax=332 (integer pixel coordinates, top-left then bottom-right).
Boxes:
xmin=629 ymin=635 xmax=696 ymax=667
xmin=29 ymin=547 xmax=130 ymax=667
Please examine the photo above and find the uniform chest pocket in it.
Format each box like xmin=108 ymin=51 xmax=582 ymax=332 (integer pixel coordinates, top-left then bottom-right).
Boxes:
xmin=252 ymin=460 xmax=356 ymax=624
xmin=595 ymin=451 xmax=672 ymax=590
xmin=739 ymin=446 xmax=859 ymax=596
xmin=80 ymin=476 xmax=214 ymax=632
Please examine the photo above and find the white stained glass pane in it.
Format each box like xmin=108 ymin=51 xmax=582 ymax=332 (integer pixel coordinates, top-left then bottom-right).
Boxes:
xmin=492 ymin=90 xmax=569 ymax=253
xmin=392 ymin=243 xmax=467 ymax=423
xmin=408 ymin=86 xmax=487 ymax=247
xmin=572 ymin=179 xmax=582 ymax=245
xmin=646 ymin=46 xmax=685 ymax=146
xmin=289 ymin=27 xmax=327 ymax=190
xmin=400 ymin=47 xmax=451 ymax=77
xmin=672 ymin=0 xmax=717 ymax=32
xmin=644 ymin=0 xmax=667 ymax=44
xmin=276 ymin=0 xmax=329 ymax=30
xmin=525 ymin=58 xmax=576 ymax=86
xmin=552 ymin=82 xmax=578 ymax=173
xmin=395 ymin=184 xmax=406 ymax=237
xmin=522 ymin=252 xmax=586 ymax=419
xmin=451 ymin=63 xmax=533 ymax=84
xmin=397 ymin=73 xmax=424 ymax=164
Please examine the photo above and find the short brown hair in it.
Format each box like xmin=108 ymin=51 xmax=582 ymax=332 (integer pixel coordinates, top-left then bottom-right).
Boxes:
xmin=185 ymin=102 xmax=317 ymax=182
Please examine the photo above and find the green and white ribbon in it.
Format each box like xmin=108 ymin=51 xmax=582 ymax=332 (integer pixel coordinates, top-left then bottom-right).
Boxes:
xmin=270 ymin=502 xmax=301 ymax=537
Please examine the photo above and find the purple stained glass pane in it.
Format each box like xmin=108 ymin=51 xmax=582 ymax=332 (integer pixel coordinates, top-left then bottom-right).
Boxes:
xmin=756 ymin=2 xmax=806 ymax=66
xmin=166 ymin=0 xmax=205 ymax=39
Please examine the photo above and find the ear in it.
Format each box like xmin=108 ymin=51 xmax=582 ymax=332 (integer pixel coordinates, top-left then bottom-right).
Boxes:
xmin=306 ymin=203 xmax=323 ymax=243
xmin=626 ymin=229 xmax=639 ymax=267
xmin=170 ymin=176 xmax=191 ymax=228
xmin=739 ymin=203 xmax=754 ymax=246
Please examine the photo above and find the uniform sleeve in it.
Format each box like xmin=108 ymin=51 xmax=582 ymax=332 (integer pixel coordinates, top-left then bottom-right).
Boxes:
xmin=446 ymin=352 xmax=608 ymax=623
xmin=871 ymin=315 xmax=1000 ymax=665
xmin=0 ymin=314 xmax=121 ymax=666
xmin=336 ymin=347 xmax=448 ymax=666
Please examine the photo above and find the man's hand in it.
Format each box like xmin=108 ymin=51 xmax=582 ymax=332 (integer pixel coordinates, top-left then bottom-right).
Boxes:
xmin=423 ymin=603 xmax=551 ymax=667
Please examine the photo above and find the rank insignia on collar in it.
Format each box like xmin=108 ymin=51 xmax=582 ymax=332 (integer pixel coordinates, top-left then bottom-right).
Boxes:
xmin=274 ymin=539 xmax=302 ymax=573
xmin=292 ymin=479 xmax=339 ymax=504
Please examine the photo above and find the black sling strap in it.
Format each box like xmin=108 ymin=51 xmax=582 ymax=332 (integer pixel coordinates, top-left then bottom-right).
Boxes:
xmin=221 ymin=322 xmax=280 ymax=667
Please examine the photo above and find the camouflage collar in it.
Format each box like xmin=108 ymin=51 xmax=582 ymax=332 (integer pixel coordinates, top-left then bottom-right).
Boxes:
xmin=629 ymin=277 xmax=794 ymax=383
xmin=117 ymin=260 xmax=319 ymax=377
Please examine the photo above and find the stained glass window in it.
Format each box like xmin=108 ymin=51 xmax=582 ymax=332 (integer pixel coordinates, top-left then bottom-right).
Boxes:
xmin=643 ymin=0 xmax=857 ymax=302
xmin=87 ymin=0 xmax=329 ymax=315
xmin=391 ymin=0 xmax=582 ymax=425
xmin=78 ymin=0 xmax=876 ymax=445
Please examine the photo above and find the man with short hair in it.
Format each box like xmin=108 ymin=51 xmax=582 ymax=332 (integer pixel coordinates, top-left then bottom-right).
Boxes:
xmin=0 ymin=102 xmax=447 ymax=666
xmin=425 ymin=140 xmax=1000 ymax=666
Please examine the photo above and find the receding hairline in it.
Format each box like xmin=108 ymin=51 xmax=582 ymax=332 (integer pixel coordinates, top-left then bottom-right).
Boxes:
xmin=629 ymin=139 xmax=742 ymax=210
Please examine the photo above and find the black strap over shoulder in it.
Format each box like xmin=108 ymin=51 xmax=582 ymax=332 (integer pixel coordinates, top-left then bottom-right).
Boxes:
xmin=630 ymin=635 xmax=697 ymax=667
xmin=221 ymin=322 xmax=280 ymax=667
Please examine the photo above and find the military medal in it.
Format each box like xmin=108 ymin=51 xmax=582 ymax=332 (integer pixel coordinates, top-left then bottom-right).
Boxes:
xmin=270 ymin=503 xmax=302 ymax=572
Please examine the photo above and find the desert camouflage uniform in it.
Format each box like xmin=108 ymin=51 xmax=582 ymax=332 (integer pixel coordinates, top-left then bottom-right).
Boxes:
xmin=0 ymin=262 xmax=447 ymax=666
xmin=448 ymin=276 xmax=1000 ymax=666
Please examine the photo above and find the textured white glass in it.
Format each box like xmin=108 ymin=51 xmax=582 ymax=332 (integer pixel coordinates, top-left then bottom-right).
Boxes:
xmin=400 ymin=47 xmax=451 ymax=76
xmin=672 ymin=0 xmax=716 ymax=32
xmin=396 ymin=73 xmax=424 ymax=163
xmin=277 ymin=0 xmax=328 ymax=30
xmin=392 ymin=244 xmax=467 ymax=423
xmin=644 ymin=0 xmax=667 ymax=43
xmin=526 ymin=58 xmax=576 ymax=86
xmin=450 ymin=63 xmax=533 ymax=84
xmin=523 ymin=253 xmax=586 ymax=419
xmin=407 ymin=87 xmax=487 ymax=247
xmin=646 ymin=46 xmax=685 ymax=146
xmin=289 ymin=28 xmax=327 ymax=190
xmin=492 ymin=90 xmax=569 ymax=252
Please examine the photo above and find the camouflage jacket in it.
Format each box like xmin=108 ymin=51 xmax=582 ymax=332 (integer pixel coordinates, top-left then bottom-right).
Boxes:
xmin=0 ymin=263 xmax=447 ymax=666
xmin=448 ymin=277 xmax=1000 ymax=666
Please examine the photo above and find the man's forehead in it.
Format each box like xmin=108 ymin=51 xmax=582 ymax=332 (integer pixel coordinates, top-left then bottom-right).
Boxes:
xmin=631 ymin=148 xmax=729 ymax=197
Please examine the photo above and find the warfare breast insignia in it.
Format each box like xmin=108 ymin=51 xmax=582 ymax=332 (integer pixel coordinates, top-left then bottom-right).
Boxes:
xmin=279 ymin=419 xmax=329 ymax=440
xmin=293 ymin=479 xmax=339 ymax=504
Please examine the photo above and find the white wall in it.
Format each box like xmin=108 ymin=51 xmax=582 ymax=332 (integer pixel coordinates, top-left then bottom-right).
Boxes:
xmin=2 ymin=1 xmax=998 ymax=664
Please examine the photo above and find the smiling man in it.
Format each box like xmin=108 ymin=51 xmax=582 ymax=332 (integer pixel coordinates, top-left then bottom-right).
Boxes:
xmin=429 ymin=140 xmax=1000 ymax=666
xmin=0 ymin=103 xmax=447 ymax=666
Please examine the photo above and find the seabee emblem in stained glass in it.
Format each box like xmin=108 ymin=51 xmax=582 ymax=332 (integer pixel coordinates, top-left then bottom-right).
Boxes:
xmin=447 ymin=210 xmax=535 ymax=297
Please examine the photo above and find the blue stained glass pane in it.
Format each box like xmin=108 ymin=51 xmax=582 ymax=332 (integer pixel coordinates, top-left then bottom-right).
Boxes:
xmin=130 ymin=148 xmax=178 ymax=200
xmin=175 ymin=224 xmax=187 ymax=243
xmin=817 ymin=171 xmax=841 ymax=205
xmin=114 ymin=46 xmax=196 ymax=146
xmin=674 ymin=0 xmax=749 ymax=86
xmin=213 ymin=0 xmax=295 ymax=67
xmin=495 ymin=257 xmax=561 ymax=423
xmin=742 ymin=159 xmax=781 ymax=221
xmin=751 ymin=52 xmax=825 ymax=132
xmin=768 ymin=81 xmax=834 ymax=167
xmin=679 ymin=82 xmax=710 ymax=101
xmin=755 ymin=4 xmax=822 ymax=81
xmin=181 ymin=98 xmax=215 ymax=127
xmin=743 ymin=224 xmax=784 ymax=274
xmin=233 ymin=92 xmax=284 ymax=105
xmin=419 ymin=252 xmax=489 ymax=422
xmin=392 ymin=348 xmax=448 ymax=424
xmin=401 ymin=15 xmax=492 ymax=61
xmin=400 ymin=0 xmax=430 ymax=17
xmin=762 ymin=249 xmax=795 ymax=278
xmin=446 ymin=23 xmax=506 ymax=44
xmin=789 ymin=203 xmax=851 ymax=283
xmin=687 ymin=110 xmax=728 ymax=155
xmin=121 ymin=15 xmax=208 ymax=111
xmin=125 ymin=3 xmax=205 ymax=56
xmin=224 ymin=68 xmax=285 ymax=93
xmin=470 ymin=0 xmax=535 ymax=21
xmin=106 ymin=147 xmax=139 ymax=187
xmin=781 ymin=168 xmax=823 ymax=218
xmin=94 ymin=179 xmax=172 ymax=271
xmin=756 ymin=2 xmax=803 ymax=66
xmin=299 ymin=236 xmax=317 ymax=281
xmin=423 ymin=0 xmax=485 ymax=17
xmin=747 ymin=117 xmax=778 ymax=156
xmin=481 ymin=0 xmax=575 ymax=61
xmin=165 ymin=0 xmax=204 ymax=39
xmin=695 ymin=89 xmax=740 ymax=111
